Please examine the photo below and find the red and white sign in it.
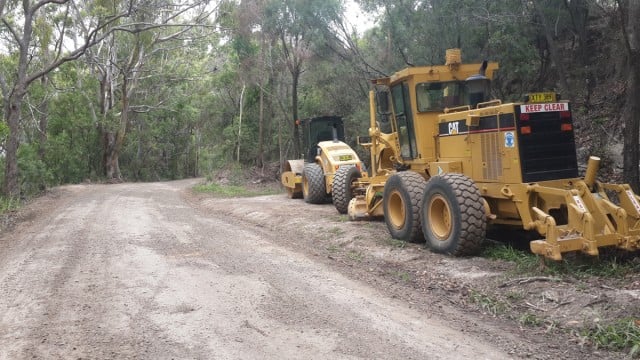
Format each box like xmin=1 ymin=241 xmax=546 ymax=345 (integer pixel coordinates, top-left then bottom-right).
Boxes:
xmin=520 ymin=102 xmax=568 ymax=113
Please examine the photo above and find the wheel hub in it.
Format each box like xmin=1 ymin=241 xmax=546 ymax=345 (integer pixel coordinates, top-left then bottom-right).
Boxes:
xmin=429 ymin=194 xmax=452 ymax=240
xmin=388 ymin=190 xmax=406 ymax=229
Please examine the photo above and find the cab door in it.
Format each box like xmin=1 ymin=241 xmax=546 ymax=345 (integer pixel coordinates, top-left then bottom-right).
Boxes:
xmin=391 ymin=83 xmax=417 ymax=160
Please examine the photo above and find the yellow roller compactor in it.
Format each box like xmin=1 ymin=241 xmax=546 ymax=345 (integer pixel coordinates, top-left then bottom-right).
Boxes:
xmin=281 ymin=116 xmax=363 ymax=204
xmin=333 ymin=49 xmax=640 ymax=260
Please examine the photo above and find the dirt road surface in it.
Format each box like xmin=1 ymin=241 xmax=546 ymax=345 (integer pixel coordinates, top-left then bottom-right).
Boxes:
xmin=0 ymin=180 xmax=633 ymax=359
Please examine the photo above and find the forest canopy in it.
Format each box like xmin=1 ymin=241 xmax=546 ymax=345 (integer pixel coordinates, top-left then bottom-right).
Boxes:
xmin=0 ymin=0 xmax=639 ymax=197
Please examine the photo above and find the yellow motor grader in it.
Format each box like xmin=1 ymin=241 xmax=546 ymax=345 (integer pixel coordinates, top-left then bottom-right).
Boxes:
xmin=281 ymin=116 xmax=363 ymax=204
xmin=333 ymin=49 xmax=640 ymax=260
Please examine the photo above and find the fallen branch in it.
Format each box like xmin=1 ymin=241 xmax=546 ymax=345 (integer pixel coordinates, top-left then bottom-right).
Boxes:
xmin=525 ymin=301 xmax=547 ymax=312
xmin=499 ymin=276 xmax=563 ymax=288
xmin=600 ymin=284 xmax=618 ymax=291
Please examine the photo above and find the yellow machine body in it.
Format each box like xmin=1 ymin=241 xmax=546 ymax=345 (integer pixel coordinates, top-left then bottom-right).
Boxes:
xmin=281 ymin=141 xmax=362 ymax=198
xmin=281 ymin=116 xmax=362 ymax=202
xmin=345 ymin=49 xmax=640 ymax=260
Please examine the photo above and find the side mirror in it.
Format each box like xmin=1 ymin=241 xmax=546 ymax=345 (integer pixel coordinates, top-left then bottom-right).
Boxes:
xmin=376 ymin=90 xmax=391 ymax=115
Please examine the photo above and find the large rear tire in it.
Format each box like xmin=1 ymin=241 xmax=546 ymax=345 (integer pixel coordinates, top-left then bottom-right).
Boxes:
xmin=332 ymin=165 xmax=361 ymax=214
xmin=302 ymin=163 xmax=326 ymax=204
xmin=420 ymin=174 xmax=486 ymax=256
xmin=383 ymin=172 xmax=427 ymax=242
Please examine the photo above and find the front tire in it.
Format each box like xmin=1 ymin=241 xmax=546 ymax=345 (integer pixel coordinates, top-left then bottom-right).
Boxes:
xmin=383 ymin=172 xmax=427 ymax=242
xmin=420 ymin=174 xmax=486 ymax=256
xmin=332 ymin=165 xmax=361 ymax=214
xmin=302 ymin=163 xmax=326 ymax=204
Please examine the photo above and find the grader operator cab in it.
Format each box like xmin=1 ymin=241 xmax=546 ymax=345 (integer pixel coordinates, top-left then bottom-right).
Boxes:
xmin=333 ymin=49 xmax=640 ymax=260
xmin=281 ymin=116 xmax=362 ymax=204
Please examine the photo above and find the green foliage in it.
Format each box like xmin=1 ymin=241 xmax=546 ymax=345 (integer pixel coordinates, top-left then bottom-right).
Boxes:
xmin=0 ymin=195 xmax=21 ymax=213
xmin=0 ymin=0 xmax=633 ymax=198
xmin=390 ymin=270 xmax=411 ymax=282
xmin=482 ymin=241 xmax=640 ymax=278
xmin=347 ymin=250 xmax=363 ymax=261
xmin=385 ymin=238 xmax=406 ymax=248
xmin=193 ymin=182 xmax=279 ymax=197
xmin=582 ymin=319 xmax=640 ymax=357
xmin=518 ymin=312 xmax=543 ymax=327
xmin=43 ymin=64 xmax=101 ymax=184
xmin=0 ymin=122 xmax=9 ymax=144
xmin=18 ymin=144 xmax=52 ymax=196
xmin=481 ymin=242 xmax=541 ymax=273
xmin=468 ymin=289 xmax=509 ymax=316
xmin=562 ymin=255 xmax=640 ymax=279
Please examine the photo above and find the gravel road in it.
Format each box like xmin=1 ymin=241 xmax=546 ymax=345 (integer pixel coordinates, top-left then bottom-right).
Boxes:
xmin=0 ymin=180 xmax=511 ymax=359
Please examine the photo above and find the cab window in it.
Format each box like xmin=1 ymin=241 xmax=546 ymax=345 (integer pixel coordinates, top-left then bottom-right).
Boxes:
xmin=416 ymin=81 xmax=465 ymax=111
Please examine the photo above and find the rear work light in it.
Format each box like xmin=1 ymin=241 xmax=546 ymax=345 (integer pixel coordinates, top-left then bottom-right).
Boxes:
xmin=520 ymin=126 xmax=532 ymax=135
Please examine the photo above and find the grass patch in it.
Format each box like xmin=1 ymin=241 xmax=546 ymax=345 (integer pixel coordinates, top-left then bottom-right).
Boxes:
xmin=505 ymin=290 xmax=526 ymax=301
xmin=194 ymin=182 xmax=280 ymax=198
xmin=331 ymin=214 xmax=349 ymax=222
xmin=327 ymin=226 xmax=345 ymax=237
xmin=468 ymin=289 xmax=509 ymax=316
xmin=326 ymin=244 xmax=339 ymax=253
xmin=518 ymin=312 xmax=543 ymax=327
xmin=0 ymin=196 xmax=20 ymax=213
xmin=197 ymin=163 xmax=281 ymax=198
xmin=582 ymin=318 xmax=640 ymax=357
xmin=385 ymin=238 xmax=407 ymax=249
xmin=481 ymin=242 xmax=640 ymax=279
xmin=390 ymin=270 xmax=412 ymax=282
xmin=347 ymin=251 xmax=363 ymax=261
xmin=559 ymin=255 xmax=640 ymax=279
xmin=481 ymin=242 xmax=540 ymax=273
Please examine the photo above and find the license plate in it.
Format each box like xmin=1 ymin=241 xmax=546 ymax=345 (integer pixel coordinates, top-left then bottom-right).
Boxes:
xmin=528 ymin=92 xmax=556 ymax=103
xmin=339 ymin=154 xmax=352 ymax=161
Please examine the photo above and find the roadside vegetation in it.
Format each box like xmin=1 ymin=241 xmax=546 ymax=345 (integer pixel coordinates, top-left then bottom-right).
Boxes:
xmin=194 ymin=164 xmax=281 ymax=198
xmin=0 ymin=197 xmax=20 ymax=214
xmin=479 ymin=240 xmax=640 ymax=357
xmin=482 ymin=241 xmax=640 ymax=279
xmin=2 ymin=1 xmax=640 ymax=199
xmin=3 ymin=0 xmax=640 ymax=356
xmin=194 ymin=182 xmax=280 ymax=198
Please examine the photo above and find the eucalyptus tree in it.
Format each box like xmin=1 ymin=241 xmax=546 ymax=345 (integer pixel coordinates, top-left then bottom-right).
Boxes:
xmin=0 ymin=0 xmax=220 ymax=195
xmin=262 ymin=0 xmax=343 ymax=158
xmin=76 ymin=0 xmax=218 ymax=180
xmin=0 ymin=0 xmax=130 ymax=196
xmin=619 ymin=0 xmax=640 ymax=191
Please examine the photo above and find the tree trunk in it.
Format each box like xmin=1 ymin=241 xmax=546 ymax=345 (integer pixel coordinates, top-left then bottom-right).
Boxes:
xmin=622 ymin=1 xmax=640 ymax=192
xmin=258 ymin=83 xmax=265 ymax=169
xmin=4 ymin=94 xmax=22 ymax=197
xmin=257 ymin=32 xmax=266 ymax=170
xmin=534 ymin=1 xmax=573 ymax=102
xmin=237 ymin=84 xmax=245 ymax=163
xmin=291 ymin=70 xmax=301 ymax=159
xmin=105 ymin=74 xmax=131 ymax=180
xmin=38 ymin=75 xmax=49 ymax=161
